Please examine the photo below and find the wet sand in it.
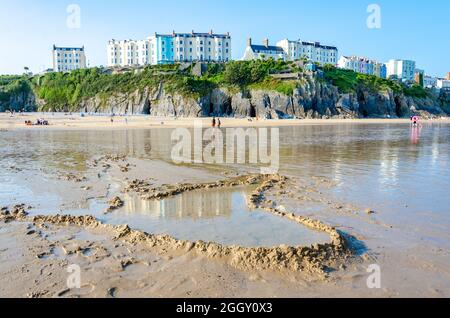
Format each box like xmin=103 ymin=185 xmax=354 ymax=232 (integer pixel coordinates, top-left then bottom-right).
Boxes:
xmin=1 ymin=119 xmax=449 ymax=298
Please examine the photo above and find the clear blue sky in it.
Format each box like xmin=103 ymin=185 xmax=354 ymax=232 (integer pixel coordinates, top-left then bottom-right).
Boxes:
xmin=0 ymin=0 xmax=449 ymax=77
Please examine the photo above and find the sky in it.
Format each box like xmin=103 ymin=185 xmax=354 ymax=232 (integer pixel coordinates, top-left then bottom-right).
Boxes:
xmin=0 ymin=0 xmax=449 ymax=77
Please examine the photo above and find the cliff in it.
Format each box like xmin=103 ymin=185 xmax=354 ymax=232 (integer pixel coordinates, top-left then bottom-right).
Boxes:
xmin=75 ymin=76 xmax=449 ymax=119
xmin=1 ymin=62 xmax=449 ymax=119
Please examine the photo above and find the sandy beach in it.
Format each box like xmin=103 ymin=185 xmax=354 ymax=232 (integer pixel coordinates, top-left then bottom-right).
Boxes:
xmin=1 ymin=112 xmax=449 ymax=131
xmin=0 ymin=113 xmax=449 ymax=298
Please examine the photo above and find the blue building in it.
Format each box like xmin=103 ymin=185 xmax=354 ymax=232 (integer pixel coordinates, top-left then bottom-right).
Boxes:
xmin=149 ymin=31 xmax=232 ymax=65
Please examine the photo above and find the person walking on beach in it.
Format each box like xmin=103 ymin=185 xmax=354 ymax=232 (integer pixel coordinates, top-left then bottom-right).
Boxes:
xmin=212 ymin=117 xmax=216 ymax=128
xmin=217 ymin=118 xmax=221 ymax=128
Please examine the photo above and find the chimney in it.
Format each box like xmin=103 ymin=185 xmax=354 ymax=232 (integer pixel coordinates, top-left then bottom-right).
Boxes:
xmin=263 ymin=38 xmax=269 ymax=48
xmin=247 ymin=37 xmax=252 ymax=47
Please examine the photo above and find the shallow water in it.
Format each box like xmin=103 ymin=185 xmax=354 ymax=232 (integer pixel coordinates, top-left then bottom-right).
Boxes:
xmin=102 ymin=187 xmax=330 ymax=247
xmin=1 ymin=122 xmax=449 ymax=250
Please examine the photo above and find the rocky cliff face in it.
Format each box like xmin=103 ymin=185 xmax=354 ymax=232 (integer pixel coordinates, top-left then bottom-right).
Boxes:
xmin=0 ymin=91 xmax=36 ymax=112
xmin=8 ymin=75 xmax=448 ymax=118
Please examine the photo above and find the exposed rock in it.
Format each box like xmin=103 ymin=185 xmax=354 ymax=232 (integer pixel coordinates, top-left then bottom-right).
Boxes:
xmin=106 ymin=197 xmax=124 ymax=212
xmin=6 ymin=74 xmax=449 ymax=118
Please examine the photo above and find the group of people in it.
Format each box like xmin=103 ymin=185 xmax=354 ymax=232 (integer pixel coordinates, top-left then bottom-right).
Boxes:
xmin=211 ymin=117 xmax=222 ymax=128
xmin=25 ymin=118 xmax=49 ymax=126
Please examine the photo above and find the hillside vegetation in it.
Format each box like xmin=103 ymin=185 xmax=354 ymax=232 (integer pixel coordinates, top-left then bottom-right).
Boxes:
xmin=0 ymin=59 xmax=432 ymax=112
xmin=322 ymin=65 xmax=428 ymax=98
xmin=0 ymin=76 xmax=33 ymax=111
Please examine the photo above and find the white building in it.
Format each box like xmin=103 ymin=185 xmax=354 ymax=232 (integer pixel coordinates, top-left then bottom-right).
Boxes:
xmin=242 ymin=38 xmax=286 ymax=61
xmin=107 ymin=39 xmax=151 ymax=67
xmin=423 ymin=75 xmax=437 ymax=89
xmin=107 ymin=30 xmax=231 ymax=67
xmin=53 ymin=45 xmax=86 ymax=72
xmin=338 ymin=56 xmax=387 ymax=78
xmin=437 ymin=78 xmax=450 ymax=91
xmin=386 ymin=59 xmax=416 ymax=82
xmin=276 ymin=39 xmax=338 ymax=65
xmin=149 ymin=31 xmax=231 ymax=64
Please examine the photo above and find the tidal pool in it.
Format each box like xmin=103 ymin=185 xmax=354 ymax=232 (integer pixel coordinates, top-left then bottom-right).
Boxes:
xmin=101 ymin=186 xmax=331 ymax=247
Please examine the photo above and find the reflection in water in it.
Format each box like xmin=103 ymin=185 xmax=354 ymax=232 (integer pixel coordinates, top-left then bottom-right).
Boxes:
xmin=120 ymin=187 xmax=240 ymax=220
xmin=103 ymin=187 xmax=330 ymax=247
xmin=410 ymin=125 xmax=422 ymax=145
xmin=1 ymin=123 xmax=449 ymax=247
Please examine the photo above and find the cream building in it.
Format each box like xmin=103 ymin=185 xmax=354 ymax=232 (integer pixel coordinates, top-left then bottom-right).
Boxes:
xmin=107 ymin=39 xmax=151 ymax=67
xmin=52 ymin=45 xmax=86 ymax=72
xmin=276 ymin=39 xmax=338 ymax=65
xmin=386 ymin=59 xmax=416 ymax=82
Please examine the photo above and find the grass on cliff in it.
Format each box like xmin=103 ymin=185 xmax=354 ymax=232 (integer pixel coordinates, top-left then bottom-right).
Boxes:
xmin=323 ymin=65 xmax=428 ymax=98
xmin=1 ymin=60 xmax=431 ymax=112
xmin=29 ymin=59 xmax=298 ymax=111
xmin=0 ymin=75 xmax=33 ymax=111
xmin=32 ymin=66 xmax=217 ymax=111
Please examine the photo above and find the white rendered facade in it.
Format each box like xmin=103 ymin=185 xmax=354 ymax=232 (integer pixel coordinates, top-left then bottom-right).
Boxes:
xmin=53 ymin=45 xmax=86 ymax=72
xmin=338 ymin=56 xmax=387 ymax=78
xmin=386 ymin=59 xmax=416 ymax=82
xmin=107 ymin=39 xmax=151 ymax=67
xmin=242 ymin=38 xmax=286 ymax=61
xmin=423 ymin=75 xmax=437 ymax=89
xmin=437 ymin=78 xmax=450 ymax=90
xmin=148 ymin=31 xmax=231 ymax=64
xmin=108 ymin=31 xmax=231 ymax=67
xmin=277 ymin=39 xmax=338 ymax=65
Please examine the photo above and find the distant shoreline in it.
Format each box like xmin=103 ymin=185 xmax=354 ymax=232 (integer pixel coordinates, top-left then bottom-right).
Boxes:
xmin=1 ymin=113 xmax=449 ymax=131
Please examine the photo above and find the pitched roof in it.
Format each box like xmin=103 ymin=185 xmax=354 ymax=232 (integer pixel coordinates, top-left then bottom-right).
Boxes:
xmin=250 ymin=45 xmax=284 ymax=53
xmin=301 ymin=41 xmax=337 ymax=50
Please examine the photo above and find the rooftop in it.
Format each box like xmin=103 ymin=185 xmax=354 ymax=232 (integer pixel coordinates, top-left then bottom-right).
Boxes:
xmin=155 ymin=31 xmax=231 ymax=39
xmin=286 ymin=39 xmax=337 ymax=50
xmin=53 ymin=45 xmax=84 ymax=51
xmin=250 ymin=45 xmax=285 ymax=53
